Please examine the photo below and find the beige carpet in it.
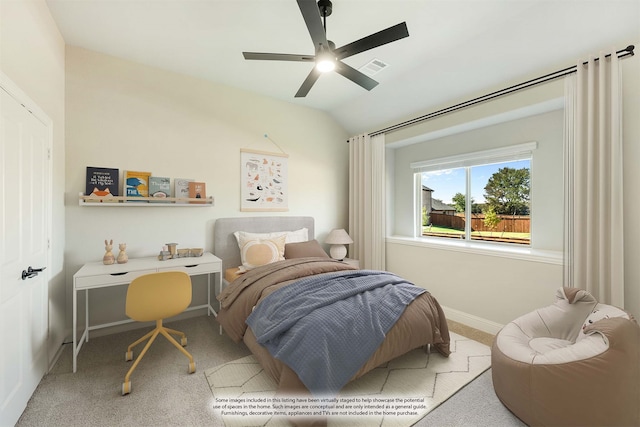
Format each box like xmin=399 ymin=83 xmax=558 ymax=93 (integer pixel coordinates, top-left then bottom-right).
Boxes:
xmin=205 ymin=332 xmax=491 ymax=427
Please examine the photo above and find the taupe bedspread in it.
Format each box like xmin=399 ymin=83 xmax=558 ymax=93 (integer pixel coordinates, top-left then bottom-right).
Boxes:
xmin=216 ymin=257 xmax=450 ymax=398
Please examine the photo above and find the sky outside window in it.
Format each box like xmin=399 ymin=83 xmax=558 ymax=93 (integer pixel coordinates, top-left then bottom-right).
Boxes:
xmin=422 ymin=159 xmax=530 ymax=205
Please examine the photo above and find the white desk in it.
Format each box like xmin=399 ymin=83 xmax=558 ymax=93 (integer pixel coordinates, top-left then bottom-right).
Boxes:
xmin=72 ymin=252 xmax=222 ymax=373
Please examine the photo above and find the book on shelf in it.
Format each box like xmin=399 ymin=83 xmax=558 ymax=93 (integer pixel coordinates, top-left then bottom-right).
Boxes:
xmin=124 ymin=170 xmax=151 ymax=202
xmin=85 ymin=167 xmax=119 ymax=202
xmin=188 ymin=181 xmax=206 ymax=204
xmin=149 ymin=176 xmax=170 ymax=202
xmin=174 ymin=178 xmax=194 ymax=203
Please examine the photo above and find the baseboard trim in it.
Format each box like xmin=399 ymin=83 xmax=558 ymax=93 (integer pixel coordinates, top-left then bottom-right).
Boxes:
xmin=48 ymin=342 xmax=66 ymax=373
xmin=442 ymin=305 xmax=504 ymax=335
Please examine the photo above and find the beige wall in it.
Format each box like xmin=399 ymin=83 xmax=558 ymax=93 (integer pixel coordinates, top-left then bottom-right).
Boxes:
xmin=64 ymin=47 xmax=349 ymax=333
xmin=1 ymin=0 xmax=66 ymax=365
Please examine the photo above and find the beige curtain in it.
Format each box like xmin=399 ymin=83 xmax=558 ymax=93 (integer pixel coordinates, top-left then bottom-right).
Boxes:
xmin=348 ymin=133 xmax=386 ymax=270
xmin=564 ymin=49 xmax=624 ymax=307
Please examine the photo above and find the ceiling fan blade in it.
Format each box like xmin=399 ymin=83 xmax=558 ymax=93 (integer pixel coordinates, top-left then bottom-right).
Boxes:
xmin=243 ymin=52 xmax=315 ymax=62
xmin=335 ymin=61 xmax=379 ymax=91
xmin=295 ymin=68 xmax=322 ymax=97
xmin=334 ymin=22 xmax=409 ymax=60
xmin=297 ymin=0 xmax=329 ymax=50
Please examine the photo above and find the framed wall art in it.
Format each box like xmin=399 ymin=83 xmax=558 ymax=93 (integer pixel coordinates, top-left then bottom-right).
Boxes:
xmin=240 ymin=149 xmax=288 ymax=211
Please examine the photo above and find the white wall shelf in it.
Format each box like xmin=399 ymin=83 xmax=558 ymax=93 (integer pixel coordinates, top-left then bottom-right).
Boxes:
xmin=78 ymin=192 xmax=214 ymax=207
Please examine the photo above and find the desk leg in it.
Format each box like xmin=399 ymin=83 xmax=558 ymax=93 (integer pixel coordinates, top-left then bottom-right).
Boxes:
xmin=73 ymin=286 xmax=77 ymax=373
xmin=218 ymin=271 xmax=222 ymax=307
xmin=207 ymin=273 xmax=211 ymax=317
xmin=85 ymin=290 xmax=89 ymax=342
xmin=217 ymin=272 xmax=222 ymax=335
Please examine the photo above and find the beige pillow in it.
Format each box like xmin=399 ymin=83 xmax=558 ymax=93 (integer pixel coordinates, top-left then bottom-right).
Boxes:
xmin=237 ymin=234 xmax=286 ymax=272
xmin=284 ymin=239 xmax=329 ymax=259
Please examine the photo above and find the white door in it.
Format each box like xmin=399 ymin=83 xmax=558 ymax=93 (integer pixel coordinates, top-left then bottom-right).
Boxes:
xmin=0 ymin=85 xmax=50 ymax=426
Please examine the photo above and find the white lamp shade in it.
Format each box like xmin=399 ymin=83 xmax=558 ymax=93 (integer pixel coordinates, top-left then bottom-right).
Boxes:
xmin=325 ymin=229 xmax=353 ymax=245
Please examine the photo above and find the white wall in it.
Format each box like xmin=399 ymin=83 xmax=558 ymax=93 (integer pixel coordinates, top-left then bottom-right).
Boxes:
xmin=392 ymin=109 xmax=564 ymax=251
xmin=386 ymin=240 xmax=562 ymax=331
xmin=1 ymin=0 xmax=66 ymax=366
xmin=388 ymin=107 xmax=565 ymax=331
xmin=64 ymin=47 xmax=349 ymax=334
xmin=383 ymin=51 xmax=640 ymax=330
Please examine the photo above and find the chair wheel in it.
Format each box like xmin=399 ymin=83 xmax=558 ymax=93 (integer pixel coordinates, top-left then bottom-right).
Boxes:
xmin=125 ymin=351 xmax=133 ymax=361
xmin=122 ymin=381 xmax=131 ymax=395
xmin=181 ymin=337 xmax=187 ymax=347
xmin=188 ymin=361 xmax=196 ymax=374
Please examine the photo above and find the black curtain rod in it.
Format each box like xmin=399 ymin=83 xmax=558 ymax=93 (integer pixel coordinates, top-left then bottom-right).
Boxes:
xmin=368 ymin=44 xmax=635 ymax=137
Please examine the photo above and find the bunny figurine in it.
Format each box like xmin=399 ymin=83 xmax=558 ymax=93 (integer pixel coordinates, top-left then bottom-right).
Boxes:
xmin=117 ymin=243 xmax=128 ymax=264
xmin=103 ymin=239 xmax=115 ymax=265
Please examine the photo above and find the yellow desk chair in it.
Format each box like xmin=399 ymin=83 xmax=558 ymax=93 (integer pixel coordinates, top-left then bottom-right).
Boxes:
xmin=122 ymin=271 xmax=196 ymax=395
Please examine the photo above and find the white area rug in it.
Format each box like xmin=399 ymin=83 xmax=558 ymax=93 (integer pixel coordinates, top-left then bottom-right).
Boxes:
xmin=205 ymin=332 xmax=491 ymax=427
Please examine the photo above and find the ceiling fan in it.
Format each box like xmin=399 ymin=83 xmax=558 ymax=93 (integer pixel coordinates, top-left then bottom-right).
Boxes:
xmin=242 ymin=0 xmax=409 ymax=97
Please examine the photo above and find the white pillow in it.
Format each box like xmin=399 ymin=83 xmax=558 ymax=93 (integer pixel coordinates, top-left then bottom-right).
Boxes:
xmin=285 ymin=227 xmax=309 ymax=243
xmin=233 ymin=227 xmax=308 ymax=244
xmin=237 ymin=233 xmax=286 ymax=272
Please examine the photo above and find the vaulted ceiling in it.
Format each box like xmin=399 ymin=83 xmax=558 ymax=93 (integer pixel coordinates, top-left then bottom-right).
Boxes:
xmin=46 ymin=0 xmax=639 ymax=135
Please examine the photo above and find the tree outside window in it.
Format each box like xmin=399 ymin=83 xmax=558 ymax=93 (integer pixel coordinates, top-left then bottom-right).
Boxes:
xmin=420 ymin=160 xmax=531 ymax=245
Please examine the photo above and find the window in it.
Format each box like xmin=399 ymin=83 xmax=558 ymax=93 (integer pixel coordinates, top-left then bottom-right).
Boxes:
xmin=411 ymin=142 xmax=535 ymax=246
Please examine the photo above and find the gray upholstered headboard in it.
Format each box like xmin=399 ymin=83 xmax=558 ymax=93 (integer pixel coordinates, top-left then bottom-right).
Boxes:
xmin=213 ymin=216 xmax=315 ymax=271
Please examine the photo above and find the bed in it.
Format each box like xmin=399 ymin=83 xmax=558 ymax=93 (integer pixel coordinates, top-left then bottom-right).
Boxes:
xmin=213 ymin=216 xmax=450 ymax=410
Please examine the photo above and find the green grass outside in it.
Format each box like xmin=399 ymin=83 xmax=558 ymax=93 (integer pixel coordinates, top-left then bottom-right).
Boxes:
xmin=423 ymin=225 xmax=530 ymax=239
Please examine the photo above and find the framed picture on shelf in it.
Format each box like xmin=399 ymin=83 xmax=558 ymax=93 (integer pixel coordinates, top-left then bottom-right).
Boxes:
xmin=240 ymin=149 xmax=288 ymax=212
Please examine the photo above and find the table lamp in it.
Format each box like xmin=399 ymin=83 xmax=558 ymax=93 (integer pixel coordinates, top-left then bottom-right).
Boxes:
xmin=325 ymin=228 xmax=353 ymax=260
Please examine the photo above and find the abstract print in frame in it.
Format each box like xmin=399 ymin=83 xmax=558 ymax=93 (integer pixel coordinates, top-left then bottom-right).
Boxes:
xmin=241 ymin=149 xmax=288 ymax=211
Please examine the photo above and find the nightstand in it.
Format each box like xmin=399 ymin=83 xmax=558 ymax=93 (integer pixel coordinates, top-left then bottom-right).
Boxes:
xmin=342 ymin=258 xmax=360 ymax=269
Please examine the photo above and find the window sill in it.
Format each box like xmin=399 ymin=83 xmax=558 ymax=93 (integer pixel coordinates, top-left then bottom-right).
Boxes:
xmin=386 ymin=235 xmax=563 ymax=265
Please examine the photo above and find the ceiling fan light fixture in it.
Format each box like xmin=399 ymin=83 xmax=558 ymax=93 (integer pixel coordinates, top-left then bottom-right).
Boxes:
xmin=242 ymin=1 xmax=409 ymax=97
xmin=315 ymin=52 xmax=336 ymax=73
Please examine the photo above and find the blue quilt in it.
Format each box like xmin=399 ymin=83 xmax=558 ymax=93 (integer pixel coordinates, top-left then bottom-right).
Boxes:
xmin=246 ymin=269 xmax=426 ymax=396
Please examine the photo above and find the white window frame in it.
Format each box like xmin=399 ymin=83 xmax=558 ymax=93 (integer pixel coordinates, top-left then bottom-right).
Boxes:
xmin=411 ymin=141 xmax=537 ymax=245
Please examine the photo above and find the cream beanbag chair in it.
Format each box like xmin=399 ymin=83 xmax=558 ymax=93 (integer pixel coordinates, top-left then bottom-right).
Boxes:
xmin=492 ymin=287 xmax=640 ymax=427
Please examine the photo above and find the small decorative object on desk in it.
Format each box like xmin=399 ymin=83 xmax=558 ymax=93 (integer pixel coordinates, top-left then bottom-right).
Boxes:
xmin=117 ymin=243 xmax=128 ymax=264
xmin=166 ymin=243 xmax=178 ymax=258
xmin=103 ymin=239 xmax=115 ymax=265
xmin=177 ymin=248 xmax=190 ymax=258
xmin=158 ymin=245 xmax=171 ymax=260
xmin=190 ymin=248 xmax=204 ymax=257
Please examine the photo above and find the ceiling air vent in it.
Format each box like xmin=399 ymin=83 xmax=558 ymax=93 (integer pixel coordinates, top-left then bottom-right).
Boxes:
xmin=359 ymin=58 xmax=389 ymax=76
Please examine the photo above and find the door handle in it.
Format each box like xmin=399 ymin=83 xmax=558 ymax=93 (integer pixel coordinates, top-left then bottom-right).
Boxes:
xmin=21 ymin=266 xmax=46 ymax=280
